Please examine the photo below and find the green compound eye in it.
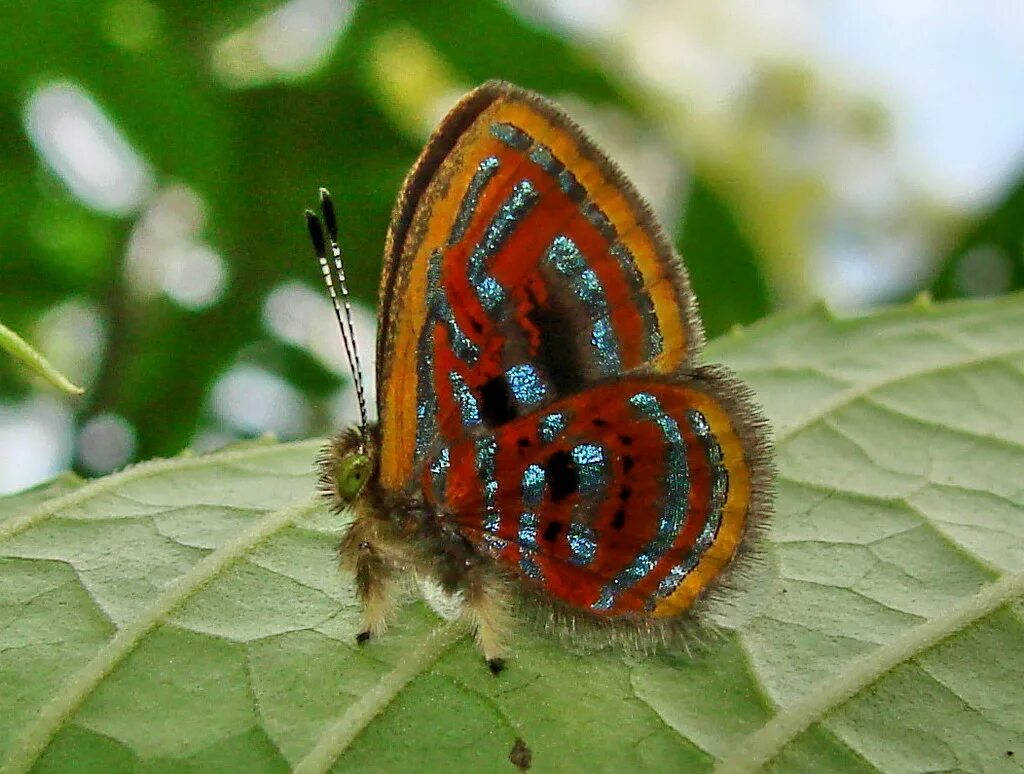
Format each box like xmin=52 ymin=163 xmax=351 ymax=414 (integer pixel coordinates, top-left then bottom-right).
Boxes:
xmin=335 ymin=454 xmax=370 ymax=500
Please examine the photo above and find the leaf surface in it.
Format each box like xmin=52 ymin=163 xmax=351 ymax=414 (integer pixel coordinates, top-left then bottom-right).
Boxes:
xmin=2 ymin=295 xmax=1023 ymax=773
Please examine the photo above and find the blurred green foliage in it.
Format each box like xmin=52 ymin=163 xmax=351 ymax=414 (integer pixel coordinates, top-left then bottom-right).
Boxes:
xmin=931 ymin=177 xmax=1024 ymax=300
xmin=0 ymin=0 xmax=1020 ymax=476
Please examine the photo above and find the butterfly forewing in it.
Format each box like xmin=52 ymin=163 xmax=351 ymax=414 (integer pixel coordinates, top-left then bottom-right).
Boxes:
xmin=377 ymin=82 xmax=703 ymax=492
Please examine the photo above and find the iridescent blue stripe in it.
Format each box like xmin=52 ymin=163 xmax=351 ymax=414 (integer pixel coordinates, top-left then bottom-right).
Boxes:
xmin=592 ymin=392 xmax=689 ymax=611
xmin=417 ymin=244 xmax=480 ymax=462
xmin=484 ymin=534 xmax=507 ymax=552
xmin=467 ymin=180 xmax=539 ymax=313
xmin=450 ymin=371 xmax=480 ymax=427
xmin=427 ymin=248 xmax=479 ymax=363
xmin=543 ymin=235 xmax=622 ymax=375
xmin=493 ymin=123 xmax=585 ymax=203
xmin=571 ymin=443 xmax=606 ymax=492
xmin=519 ymin=512 xmax=540 ymax=549
xmin=529 ymin=142 xmax=562 ymax=177
xmin=483 ymin=512 xmax=499 ymax=534
xmin=490 ymin=122 xmax=532 ymax=151
xmin=557 ymin=167 xmax=586 ymax=203
xmin=476 ymin=435 xmax=499 ymax=534
xmin=414 ymin=326 xmax=437 ymax=462
xmin=429 ymin=446 xmax=449 ymax=502
xmin=518 ymin=511 xmax=543 ymax=580
xmin=521 ymin=463 xmax=545 ymax=508
xmin=449 ymin=156 xmax=500 ymax=247
xmin=537 ymin=412 xmax=568 ymax=444
xmin=506 ymin=364 xmax=547 ymax=410
xmin=520 ymin=551 xmax=543 ymax=580
xmin=566 ymin=444 xmax=606 ymax=567
xmin=609 ymin=242 xmax=663 ymax=362
xmin=568 ymin=522 xmax=597 ymax=566
xmin=581 ymin=200 xmax=616 ymax=241
xmin=653 ymin=410 xmax=729 ymax=602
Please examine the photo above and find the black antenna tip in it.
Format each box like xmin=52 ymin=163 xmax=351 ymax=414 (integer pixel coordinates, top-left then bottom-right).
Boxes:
xmin=305 ymin=210 xmax=326 ymax=258
xmin=319 ymin=188 xmax=338 ymax=241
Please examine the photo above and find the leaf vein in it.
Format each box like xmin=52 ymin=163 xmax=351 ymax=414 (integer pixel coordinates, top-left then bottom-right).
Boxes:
xmin=775 ymin=346 xmax=1024 ymax=443
xmin=859 ymin=394 xmax=1024 ymax=453
xmin=293 ymin=622 xmax=465 ymax=774
xmin=0 ymin=440 xmax=321 ymax=545
xmin=717 ymin=570 xmax=1024 ymax=773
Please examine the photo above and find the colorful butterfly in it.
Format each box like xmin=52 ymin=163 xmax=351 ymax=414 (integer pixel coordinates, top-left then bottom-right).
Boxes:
xmin=306 ymin=81 xmax=773 ymax=673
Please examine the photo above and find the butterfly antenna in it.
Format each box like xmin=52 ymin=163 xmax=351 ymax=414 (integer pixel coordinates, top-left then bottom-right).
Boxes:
xmin=319 ymin=189 xmax=370 ymax=438
xmin=305 ymin=190 xmax=369 ymax=443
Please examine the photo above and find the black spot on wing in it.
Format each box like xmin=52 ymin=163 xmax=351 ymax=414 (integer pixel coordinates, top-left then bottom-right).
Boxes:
xmin=544 ymin=450 xmax=579 ymax=503
xmin=612 ymin=508 xmax=626 ymax=530
xmin=479 ymin=375 xmax=517 ymax=426
xmin=542 ymin=521 xmax=563 ymax=542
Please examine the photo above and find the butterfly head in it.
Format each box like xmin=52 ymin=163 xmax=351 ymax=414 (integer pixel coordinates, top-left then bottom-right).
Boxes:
xmin=318 ymin=424 xmax=378 ymax=510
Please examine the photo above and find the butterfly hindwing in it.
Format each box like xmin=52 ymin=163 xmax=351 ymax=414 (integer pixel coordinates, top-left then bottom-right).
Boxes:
xmin=376 ymin=81 xmax=703 ymax=492
xmin=430 ymin=369 xmax=769 ymax=618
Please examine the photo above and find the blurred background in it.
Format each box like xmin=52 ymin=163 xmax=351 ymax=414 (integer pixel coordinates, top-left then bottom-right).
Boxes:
xmin=1 ymin=0 xmax=1023 ymax=494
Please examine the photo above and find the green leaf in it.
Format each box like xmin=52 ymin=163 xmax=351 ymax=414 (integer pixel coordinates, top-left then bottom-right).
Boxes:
xmin=2 ymin=294 xmax=1024 ymax=773
xmin=0 ymin=321 xmax=84 ymax=396
xmin=677 ymin=175 xmax=773 ymax=337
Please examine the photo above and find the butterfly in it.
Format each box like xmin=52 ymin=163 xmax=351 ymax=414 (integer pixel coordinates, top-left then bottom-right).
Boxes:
xmin=305 ymin=80 xmax=773 ymax=674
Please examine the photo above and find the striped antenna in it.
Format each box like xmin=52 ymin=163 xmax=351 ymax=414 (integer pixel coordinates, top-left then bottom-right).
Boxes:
xmin=305 ymin=189 xmax=369 ymax=443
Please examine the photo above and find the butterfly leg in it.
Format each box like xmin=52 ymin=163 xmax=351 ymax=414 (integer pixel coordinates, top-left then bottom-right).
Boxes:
xmin=353 ymin=546 xmax=397 ymax=642
xmin=339 ymin=519 xmax=398 ymax=643
xmin=461 ymin=565 xmax=512 ymax=674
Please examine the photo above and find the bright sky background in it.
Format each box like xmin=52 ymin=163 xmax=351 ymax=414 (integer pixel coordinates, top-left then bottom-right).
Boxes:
xmin=815 ymin=0 xmax=1024 ymax=210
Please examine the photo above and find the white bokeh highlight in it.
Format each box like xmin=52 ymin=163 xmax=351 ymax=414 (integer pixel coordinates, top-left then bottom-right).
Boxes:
xmin=33 ymin=298 xmax=107 ymax=393
xmin=213 ymin=0 xmax=354 ymax=87
xmin=125 ymin=185 xmax=228 ymax=310
xmin=262 ymin=281 xmax=378 ymax=427
xmin=24 ymin=82 xmax=154 ymax=215
xmin=78 ymin=412 xmax=137 ymax=475
xmin=0 ymin=397 xmax=75 ymax=495
xmin=210 ymin=364 xmax=312 ymax=439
